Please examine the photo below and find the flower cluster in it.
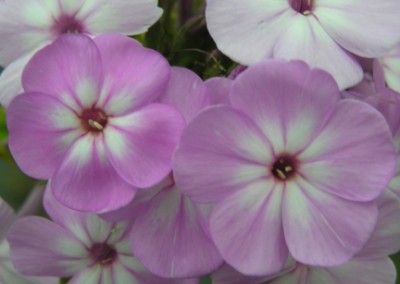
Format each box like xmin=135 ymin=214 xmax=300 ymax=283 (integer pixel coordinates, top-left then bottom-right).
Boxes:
xmin=0 ymin=0 xmax=400 ymax=283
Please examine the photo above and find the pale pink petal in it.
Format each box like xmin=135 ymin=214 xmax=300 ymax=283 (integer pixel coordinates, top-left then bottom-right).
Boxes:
xmin=231 ymin=60 xmax=339 ymax=154
xmin=43 ymin=187 xmax=113 ymax=247
xmin=159 ymin=67 xmax=209 ymax=123
xmin=68 ymin=267 xmax=101 ymax=284
xmin=94 ymin=34 xmax=170 ymax=115
xmin=211 ymin=265 xmax=273 ymax=284
xmin=7 ymin=92 xmax=82 ymax=179
xmin=357 ymin=191 xmax=400 ymax=258
xmin=379 ymin=44 xmax=400 ymax=93
xmin=16 ymin=185 xmax=45 ymax=218
xmin=316 ymin=0 xmax=400 ymax=57
xmin=282 ymin=179 xmax=378 ymax=266
xmin=205 ymin=0 xmax=293 ymax=65
xmin=205 ymin=77 xmax=232 ymax=106
xmin=211 ymin=180 xmax=288 ymax=276
xmin=0 ymin=242 xmax=59 ymax=284
xmin=118 ymin=255 xmax=199 ymax=284
xmin=22 ymin=34 xmax=103 ymax=110
xmin=130 ymin=183 xmax=222 ymax=278
xmin=7 ymin=217 xmax=89 ymax=276
xmin=273 ymin=15 xmax=362 ymax=90
xmin=0 ymin=51 xmax=33 ymax=107
xmin=299 ymin=99 xmax=396 ymax=201
xmin=0 ymin=0 xmax=53 ymax=65
xmin=174 ymin=106 xmax=273 ymax=203
xmin=104 ymin=103 xmax=184 ymax=188
xmin=51 ymin=135 xmax=136 ymax=213
xmin=324 ymin=258 xmax=396 ymax=284
xmin=85 ymin=0 xmax=162 ymax=35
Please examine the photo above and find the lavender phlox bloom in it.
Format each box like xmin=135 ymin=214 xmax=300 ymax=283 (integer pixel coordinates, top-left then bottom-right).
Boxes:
xmin=0 ymin=190 xmax=58 ymax=284
xmin=7 ymin=34 xmax=185 ymax=213
xmin=211 ymin=191 xmax=400 ymax=284
xmin=103 ymin=67 xmax=223 ymax=278
xmin=6 ymin=188 xmax=198 ymax=284
xmin=174 ymin=59 xmax=396 ymax=275
xmin=205 ymin=0 xmax=400 ymax=89
xmin=0 ymin=0 xmax=163 ymax=107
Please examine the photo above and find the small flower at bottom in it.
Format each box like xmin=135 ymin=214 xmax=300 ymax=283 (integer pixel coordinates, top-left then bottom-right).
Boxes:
xmin=6 ymin=33 xmax=185 ymax=213
xmin=6 ymin=188 xmax=198 ymax=284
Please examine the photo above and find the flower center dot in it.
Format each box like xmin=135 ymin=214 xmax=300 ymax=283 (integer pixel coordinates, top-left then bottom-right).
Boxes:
xmin=271 ymin=155 xmax=297 ymax=181
xmin=52 ymin=15 xmax=84 ymax=35
xmin=89 ymin=243 xmax=117 ymax=266
xmin=80 ymin=108 xmax=108 ymax=133
xmin=289 ymin=0 xmax=314 ymax=15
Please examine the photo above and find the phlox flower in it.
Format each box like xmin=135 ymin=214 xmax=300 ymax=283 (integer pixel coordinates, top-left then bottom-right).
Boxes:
xmin=211 ymin=191 xmax=400 ymax=284
xmin=0 ymin=0 xmax=162 ymax=107
xmin=7 ymin=34 xmax=185 ymax=212
xmin=205 ymin=0 xmax=400 ymax=89
xmin=6 ymin=188 xmax=198 ymax=284
xmin=174 ymin=60 xmax=396 ymax=275
xmin=103 ymin=67 xmax=223 ymax=278
xmin=0 ymin=189 xmax=58 ymax=284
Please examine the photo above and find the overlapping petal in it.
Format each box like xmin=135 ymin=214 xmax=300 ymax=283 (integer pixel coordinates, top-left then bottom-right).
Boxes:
xmin=51 ymin=135 xmax=136 ymax=212
xmin=159 ymin=67 xmax=209 ymax=123
xmin=0 ymin=51 xmax=33 ymax=107
xmin=130 ymin=183 xmax=222 ymax=278
xmin=7 ymin=217 xmax=89 ymax=276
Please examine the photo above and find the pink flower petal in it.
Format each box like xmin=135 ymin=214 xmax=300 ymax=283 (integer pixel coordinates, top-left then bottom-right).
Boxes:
xmin=85 ymin=0 xmax=162 ymax=35
xmin=205 ymin=0 xmax=293 ymax=65
xmin=68 ymin=267 xmax=101 ymax=284
xmin=51 ymin=135 xmax=136 ymax=213
xmin=205 ymin=77 xmax=233 ymax=106
xmin=22 ymin=34 xmax=104 ymax=111
xmin=7 ymin=92 xmax=82 ymax=179
xmin=273 ymin=15 xmax=362 ymax=90
xmin=324 ymin=258 xmax=396 ymax=284
xmin=299 ymin=99 xmax=396 ymax=202
xmin=118 ymin=255 xmax=199 ymax=284
xmin=7 ymin=217 xmax=89 ymax=277
xmin=282 ymin=179 xmax=378 ymax=266
xmin=357 ymin=191 xmax=400 ymax=258
xmin=104 ymin=103 xmax=184 ymax=188
xmin=211 ymin=180 xmax=288 ymax=276
xmin=0 ymin=1 xmax=51 ymax=65
xmin=0 ymin=50 xmax=33 ymax=107
xmin=231 ymin=60 xmax=339 ymax=154
xmin=159 ymin=67 xmax=209 ymax=123
xmin=174 ymin=106 xmax=273 ymax=203
xmin=316 ymin=0 xmax=400 ymax=58
xmin=130 ymin=182 xmax=222 ymax=278
xmin=94 ymin=34 xmax=170 ymax=115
